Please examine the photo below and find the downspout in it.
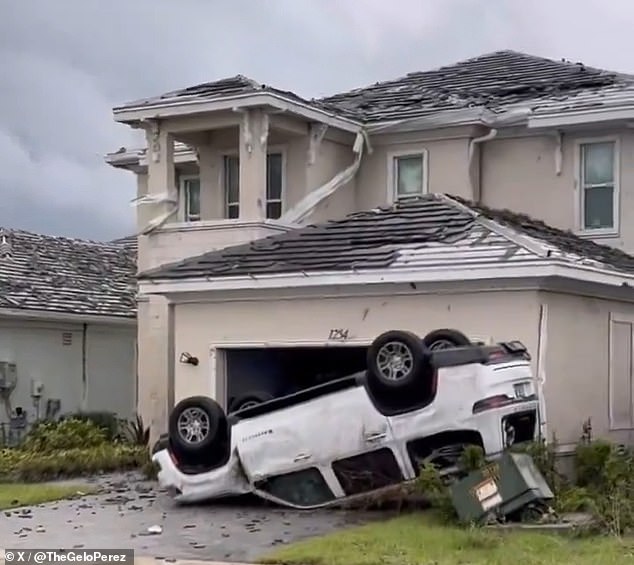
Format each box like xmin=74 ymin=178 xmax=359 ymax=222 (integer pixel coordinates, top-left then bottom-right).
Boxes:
xmin=282 ymin=129 xmax=371 ymax=224
xmin=81 ymin=323 xmax=87 ymax=412
xmin=468 ymin=128 xmax=497 ymax=203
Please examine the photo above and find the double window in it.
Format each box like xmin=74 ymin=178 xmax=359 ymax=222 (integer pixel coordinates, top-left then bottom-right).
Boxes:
xmin=223 ymin=152 xmax=284 ymax=220
xmin=578 ymin=139 xmax=618 ymax=234
xmin=389 ymin=151 xmax=428 ymax=201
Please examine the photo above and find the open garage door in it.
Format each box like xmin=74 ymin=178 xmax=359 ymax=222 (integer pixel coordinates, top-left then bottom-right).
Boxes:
xmin=224 ymin=346 xmax=367 ymax=413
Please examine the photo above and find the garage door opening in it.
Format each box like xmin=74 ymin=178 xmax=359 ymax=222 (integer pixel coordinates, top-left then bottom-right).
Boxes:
xmin=224 ymin=346 xmax=368 ymax=413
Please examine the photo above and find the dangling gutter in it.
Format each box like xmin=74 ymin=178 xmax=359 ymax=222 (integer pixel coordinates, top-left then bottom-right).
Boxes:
xmin=281 ymin=129 xmax=371 ymax=224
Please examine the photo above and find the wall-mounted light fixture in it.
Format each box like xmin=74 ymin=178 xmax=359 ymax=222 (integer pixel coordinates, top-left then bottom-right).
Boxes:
xmin=179 ymin=352 xmax=199 ymax=366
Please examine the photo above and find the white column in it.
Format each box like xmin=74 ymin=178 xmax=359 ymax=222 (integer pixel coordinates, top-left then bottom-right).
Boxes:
xmin=145 ymin=126 xmax=176 ymax=220
xmin=238 ymin=109 xmax=268 ymax=220
xmin=197 ymin=144 xmax=222 ymax=219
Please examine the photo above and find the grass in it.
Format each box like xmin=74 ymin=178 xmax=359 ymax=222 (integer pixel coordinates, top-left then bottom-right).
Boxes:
xmin=0 ymin=482 xmax=97 ymax=510
xmin=260 ymin=513 xmax=634 ymax=565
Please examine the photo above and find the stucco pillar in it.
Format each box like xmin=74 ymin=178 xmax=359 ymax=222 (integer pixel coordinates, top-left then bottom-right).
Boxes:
xmin=238 ymin=110 xmax=268 ymax=220
xmin=197 ymin=144 xmax=222 ymax=220
xmin=145 ymin=126 xmax=176 ymax=222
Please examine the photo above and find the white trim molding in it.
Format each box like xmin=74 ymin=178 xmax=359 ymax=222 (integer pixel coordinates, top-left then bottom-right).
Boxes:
xmin=573 ymin=135 xmax=620 ymax=238
xmin=608 ymin=311 xmax=634 ymax=431
xmin=113 ymin=92 xmax=363 ymax=134
xmin=528 ymin=106 xmax=634 ymax=129
xmin=386 ymin=148 xmax=429 ymax=204
xmin=0 ymin=308 xmax=136 ymax=326
xmin=138 ymin=260 xmax=634 ymax=296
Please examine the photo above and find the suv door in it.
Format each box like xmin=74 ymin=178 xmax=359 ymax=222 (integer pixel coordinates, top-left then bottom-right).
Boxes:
xmin=235 ymin=383 xmax=403 ymax=499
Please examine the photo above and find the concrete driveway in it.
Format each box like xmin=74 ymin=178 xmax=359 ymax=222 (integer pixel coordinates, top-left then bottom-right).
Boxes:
xmin=0 ymin=473 xmax=379 ymax=562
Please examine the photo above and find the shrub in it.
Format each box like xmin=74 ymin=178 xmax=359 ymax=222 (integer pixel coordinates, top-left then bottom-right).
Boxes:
xmin=22 ymin=418 xmax=107 ymax=453
xmin=0 ymin=444 xmax=149 ymax=482
xmin=61 ymin=411 xmax=119 ymax=440
xmin=117 ymin=414 xmax=151 ymax=447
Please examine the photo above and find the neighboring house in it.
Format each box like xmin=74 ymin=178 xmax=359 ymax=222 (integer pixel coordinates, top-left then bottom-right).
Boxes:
xmin=106 ymin=50 xmax=634 ymax=448
xmin=0 ymin=227 xmax=137 ymax=438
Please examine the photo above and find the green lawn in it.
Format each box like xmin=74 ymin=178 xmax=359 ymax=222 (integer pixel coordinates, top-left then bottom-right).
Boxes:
xmin=260 ymin=513 xmax=634 ymax=565
xmin=0 ymin=483 xmax=96 ymax=510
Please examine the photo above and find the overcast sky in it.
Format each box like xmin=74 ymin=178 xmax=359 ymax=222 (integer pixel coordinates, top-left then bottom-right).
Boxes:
xmin=1 ymin=0 xmax=633 ymax=240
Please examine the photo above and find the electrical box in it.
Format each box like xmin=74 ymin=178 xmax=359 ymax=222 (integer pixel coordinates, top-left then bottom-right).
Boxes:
xmin=0 ymin=362 xmax=17 ymax=390
xmin=31 ymin=380 xmax=44 ymax=398
xmin=449 ymin=451 xmax=554 ymax=523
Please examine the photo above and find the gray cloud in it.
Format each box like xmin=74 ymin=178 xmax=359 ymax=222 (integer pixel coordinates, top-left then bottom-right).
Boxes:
xmin=0 ymin=0 xmax=632 ymax=239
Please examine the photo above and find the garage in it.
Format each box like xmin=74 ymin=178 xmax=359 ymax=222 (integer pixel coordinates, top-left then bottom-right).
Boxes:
xmin=223 ymin=345 xmax=368 ymax=412
xmin=139 ymin=195 xmax=634 ymax=450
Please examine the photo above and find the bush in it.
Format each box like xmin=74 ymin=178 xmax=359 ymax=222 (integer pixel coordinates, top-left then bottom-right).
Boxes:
xmin=22 ymin=418 xmax=107 ymax=453
xmin=0 ymin=444 xmax=149 ymax=482
xmin=61 ymin=411 xmax=119 ymax=440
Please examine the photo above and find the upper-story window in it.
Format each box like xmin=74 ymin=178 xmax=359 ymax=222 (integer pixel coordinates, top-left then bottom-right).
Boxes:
xmin=389 ymin=151 xmax=428 ymax=202
xmin=579 ymin=139 xmax=618 ymax=234
xmin=223 ymin=152 xmax=284 ymax=219
xmin=179 ymin=175 xmax=201 ymax=222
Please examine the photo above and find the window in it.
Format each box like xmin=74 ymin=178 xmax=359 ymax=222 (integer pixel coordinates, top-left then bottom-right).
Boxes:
xmin=223 ymin=156 xmax=240 ymax=219
xmin=180 ymin=176 xmax=201 ymax=222
xmin=254 ymin=467 xmax=334 ymax=507
xmin=222 ymin=152 xmax=284 ymax=219
xmin=609 ymin=314 xmax=634 ymax=430
xmin=392 ymin=153 xmax=426 ymax=200
xmin=579 ymin=140 xmax=618 ymax=232
xmin=267 ymin=153 xmax=283 ymax=219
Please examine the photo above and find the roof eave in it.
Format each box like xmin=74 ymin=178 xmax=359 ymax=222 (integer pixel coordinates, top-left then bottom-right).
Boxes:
xmin=528 ymin=104 xmax=634 ymax=129
xmin=136 ymin=261 xmax=634 ymax=296
xmin=112 ymin=92 xmax=363 ymax=133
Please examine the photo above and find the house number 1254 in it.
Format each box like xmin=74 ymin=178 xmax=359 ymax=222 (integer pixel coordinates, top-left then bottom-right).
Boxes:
xmin=328 ymin=328 xmax=350 ymax=341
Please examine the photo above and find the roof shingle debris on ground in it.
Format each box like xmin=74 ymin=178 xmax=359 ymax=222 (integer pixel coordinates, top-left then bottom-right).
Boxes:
xmin=139 ymin=194 xmax=634 ymax=283
xmin=117 ymin=50 xmax=634 ymax=124
xmin=0 ymin=228 xmax=137 ymax=318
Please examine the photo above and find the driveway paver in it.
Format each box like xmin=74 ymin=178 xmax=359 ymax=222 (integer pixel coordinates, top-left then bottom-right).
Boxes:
xmin=0 ymin=473 xmax=380 ymax=562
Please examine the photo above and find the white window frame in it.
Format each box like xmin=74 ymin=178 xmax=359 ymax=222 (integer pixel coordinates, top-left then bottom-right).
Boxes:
xmin=220 ymin=145 xmax=287 ymax=219
xmin=178 ymin=174 xmax=201 ymax=222
xmin=386 ymin=149 xmax=429 ymax=204
xmin=608 ymin=312 xmax=634 ymax=431
xmin=574 ymin=136 xmax=620 ymax=237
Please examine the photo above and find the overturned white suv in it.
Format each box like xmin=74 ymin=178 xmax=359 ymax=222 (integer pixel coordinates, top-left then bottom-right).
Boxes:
xmin=152 ymin=329 xmax=539 ymax=509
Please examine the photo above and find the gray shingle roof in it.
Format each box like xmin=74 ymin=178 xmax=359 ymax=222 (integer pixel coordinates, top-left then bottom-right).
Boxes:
xmin=138 ymin=194 xmax=634 ymax=283
xmin=0 ymin=228 xmax=137 ymax=319
xmin=115 ymin=51 xmax=634 ymax=124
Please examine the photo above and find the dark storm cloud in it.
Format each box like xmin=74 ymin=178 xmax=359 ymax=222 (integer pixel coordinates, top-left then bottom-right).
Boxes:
xmin=0 ymin=0 xmax=632 ymax=239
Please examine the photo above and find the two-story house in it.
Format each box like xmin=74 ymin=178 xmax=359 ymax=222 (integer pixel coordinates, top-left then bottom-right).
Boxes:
xmin=107 ymin=50 xmax=634 ymax=451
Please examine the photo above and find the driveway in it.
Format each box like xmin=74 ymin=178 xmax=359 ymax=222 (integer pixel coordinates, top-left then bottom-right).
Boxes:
xmin=0 ymin=472 xmax=380 ymax=562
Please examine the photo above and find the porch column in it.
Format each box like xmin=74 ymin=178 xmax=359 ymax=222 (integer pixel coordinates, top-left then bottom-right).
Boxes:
xmin=144 ymin=125 xmax=176 ymax=226
xmin=238 ymin=109 xmax=269 ymax=220
xmin=197 ymin=143 xmax=222 ymax=219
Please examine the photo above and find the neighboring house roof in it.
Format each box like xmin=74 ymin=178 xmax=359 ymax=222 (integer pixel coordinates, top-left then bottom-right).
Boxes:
xmin=0 ymin=228 xmax=137 ymax=319
xmin=138 ymin=194 xmax=634 ymax=283
xmin=114 ymin=50 xmax=634 ymax=125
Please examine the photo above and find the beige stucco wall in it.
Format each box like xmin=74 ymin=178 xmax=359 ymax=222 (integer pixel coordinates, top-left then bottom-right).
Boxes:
xmin=0 ymin=317 xmax=136 ymax=427
xmin=355 ymin=136 xmax=474 ymax=210
xmin=481 ymin=129 xmax=634 ymax=253
xmin=542 ymin=290 xmax=634 ymax=449
xmin=170 ymin=287 xmax=541 ymax=409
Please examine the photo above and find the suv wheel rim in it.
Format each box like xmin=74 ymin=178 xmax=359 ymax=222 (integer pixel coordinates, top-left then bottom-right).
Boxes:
xmin=177 ymin=407 xmax=210 ymax=444
xmin=376 ymin=341 xmax=414 ymax=381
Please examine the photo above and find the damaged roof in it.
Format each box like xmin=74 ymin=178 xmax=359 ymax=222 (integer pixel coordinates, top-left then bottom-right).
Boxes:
xmin=115 ymin=50 xmax=634 ymax=124
xmin=138 ymin=194 xmax=634 ymax=283
xmin=0 ymin=228 xmax=137 ymax=319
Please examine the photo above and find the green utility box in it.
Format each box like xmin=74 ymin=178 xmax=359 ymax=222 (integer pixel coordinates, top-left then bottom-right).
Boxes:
xmin=449 ymin=451 xmax=554 ymax=523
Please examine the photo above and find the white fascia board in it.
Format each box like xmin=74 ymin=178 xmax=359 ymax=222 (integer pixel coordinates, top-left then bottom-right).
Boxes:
xmin=113 ymin=92 xmax=362 ymax=134
xmin=0 ymin=308 xmax=137 ymax=325
xmin=138 ymin=261 xmax=634 ymax=296
xmin=527 ymin=106 xmax=634 ymax=129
